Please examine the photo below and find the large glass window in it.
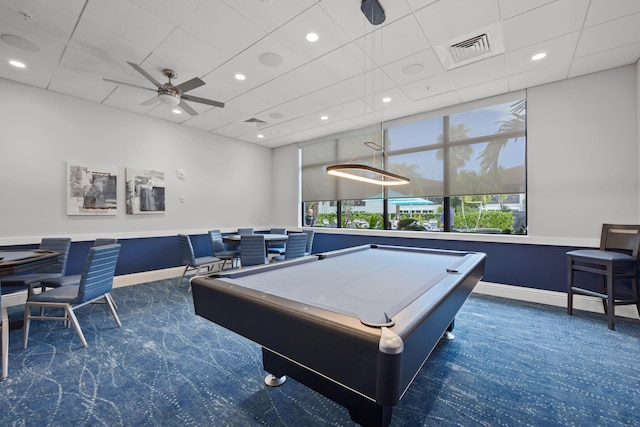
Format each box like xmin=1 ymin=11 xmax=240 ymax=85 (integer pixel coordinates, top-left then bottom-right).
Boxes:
xmin=301 ymin=97 xmax=527 ymax=234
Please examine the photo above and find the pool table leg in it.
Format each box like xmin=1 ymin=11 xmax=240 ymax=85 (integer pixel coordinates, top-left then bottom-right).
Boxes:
xmin=443 ymin=319 xmax=455 ymax=340
xmin=262 ymin=348 xmax=393 ymax=427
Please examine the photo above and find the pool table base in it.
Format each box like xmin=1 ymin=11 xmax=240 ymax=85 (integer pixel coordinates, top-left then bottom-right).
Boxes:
xmin=263 ymin=348 xmax=393 ymax=427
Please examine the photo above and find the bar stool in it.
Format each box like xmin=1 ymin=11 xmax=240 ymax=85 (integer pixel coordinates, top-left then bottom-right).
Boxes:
xmin=567 ymin=224 xmax=640 ymax=329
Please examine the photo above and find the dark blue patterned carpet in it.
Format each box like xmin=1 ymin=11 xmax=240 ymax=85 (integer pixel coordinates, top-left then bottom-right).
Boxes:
xmin=2 ymin=279 xmax=639 ymax=426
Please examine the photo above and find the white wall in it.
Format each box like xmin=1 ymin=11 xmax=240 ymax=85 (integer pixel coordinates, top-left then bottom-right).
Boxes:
xmin=272 ymin=65 xmax=639 ymax=247
xmin=0 ymin=78 xmax=273 ymax=245
xmin=2 ymin=64 xmax=638 ymax=247
xmin=527 ymin=65 xmax=638 ymax=243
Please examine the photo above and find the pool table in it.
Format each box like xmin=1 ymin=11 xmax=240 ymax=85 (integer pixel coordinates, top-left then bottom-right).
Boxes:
xmin=0 ymin=249 xmax=60 ymax=276
xmin=191 ymin=244 xmax=486 ymax=426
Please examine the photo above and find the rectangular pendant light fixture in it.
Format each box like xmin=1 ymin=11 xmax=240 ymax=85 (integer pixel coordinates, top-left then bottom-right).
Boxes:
xmin=326 ymin=164 xmax=410 ymax=186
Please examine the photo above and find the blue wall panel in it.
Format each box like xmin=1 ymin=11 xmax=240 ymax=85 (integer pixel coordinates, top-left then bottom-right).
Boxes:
xmin=2 ymin=232 xmax=592 ymax=294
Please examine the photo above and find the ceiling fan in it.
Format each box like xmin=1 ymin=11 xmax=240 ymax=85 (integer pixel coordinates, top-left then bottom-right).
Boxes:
xmin=103 ymin=62 xmax=225 ymax=116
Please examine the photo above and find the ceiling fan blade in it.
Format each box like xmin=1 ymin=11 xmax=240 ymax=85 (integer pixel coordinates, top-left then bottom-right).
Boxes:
xmin=178 ymin=100 xmax=198 ymax=116
xmin=175 ymin=77 xmax=205 ymax=93
xmin=181 ymin=94 xmax=225 ymax=108
xmin=140 ymin=96 xmax=160 ymax=106
xmin=103 ymin=78 xmax=156 ymax=92
xmin=127 ymin=61 xmax=164 ymax=88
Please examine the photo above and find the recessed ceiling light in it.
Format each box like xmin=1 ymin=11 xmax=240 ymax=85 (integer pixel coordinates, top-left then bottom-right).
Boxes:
xmin=9 ymin=59 xmax=26 ymax=68
xmin=172 ymin=108 xmax=182 ymax=114
xmin=306 ymin=33 xmax=319 ymax=42
xmin=382 ymin=97 xmax=391 ymax=103
xmin=257 ymin=134 xmax=264 ymax=138
xmin=235 ymin=73 xmax=246 ymax=81
xmin=531 ymin=52 xmax=546 ymax=61
xmin=269 ymin=112 xmax=285 ymax=120
xmin=320 ymin=115 xmax=328 ymax=120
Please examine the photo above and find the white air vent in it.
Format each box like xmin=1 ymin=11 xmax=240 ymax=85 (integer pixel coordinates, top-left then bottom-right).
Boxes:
xmin=450 ymin=33 xmax=491 ymax=63
xmin=433 ymin=23 xmax=504 ymax=70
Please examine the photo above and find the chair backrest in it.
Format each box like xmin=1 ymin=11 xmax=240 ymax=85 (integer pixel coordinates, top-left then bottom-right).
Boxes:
xmin=284 ymin=233 xmax=307 ymax=260
xmin=270 ymin=228 xmax=287 ymax=250
xmin=78 ymin=244 xmax=121 ymax=302
xmin=38 ymin=238 xmax=72 ymax=274
xmin=177 ymin=234 xmax=197 ymax=266
xmin=208 ymin=230 xmax=226 ymax=255
xmin=238 ymin=228 xmax=254 ymax=235
xmin=240 ymin=234 xmax=267 ymax=267
xmin=302 ymin=229 xmax=315 ymax=254
xmin=94 ymin=238 xmax=117 ymax=246
xmin=601 ymin=224 xmax=640 ymax=257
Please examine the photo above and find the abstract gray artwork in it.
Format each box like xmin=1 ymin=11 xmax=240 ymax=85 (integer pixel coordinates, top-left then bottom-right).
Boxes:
xmin=67 ymin=163 xmax=117 ymax=215
xmin=126 ymin=167 xmax=165 ymax=214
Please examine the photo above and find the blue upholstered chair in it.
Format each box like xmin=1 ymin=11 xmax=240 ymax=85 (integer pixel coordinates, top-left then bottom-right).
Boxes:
xmin=208 ymin=230 xmax=240 ymax=270
xmin=271 ymin=233 xmax=307 ymax=262
xmin=237 ymin=228 xmax=254 ymax=235
xmin=177 ymin=234 xmax=221 ymax=288
xmin=240 ymin=234 xmax=268 ymax=267
xmin=267 ymin=228 xmax=287 ymax=255
xmin=567 ymin=224 xmax=640 ymax=329
xmin=38 ymin=238 xmax=118 ymax=293
xmin=22 ymin=244 xmax=122 ymax=348
xmin=1 ymin=289 xmax=7 ymax=380
xmin=0 ymin=238 xmax=72 ymax=294
xmin=302 ymin=229 xmax=315 ymax=256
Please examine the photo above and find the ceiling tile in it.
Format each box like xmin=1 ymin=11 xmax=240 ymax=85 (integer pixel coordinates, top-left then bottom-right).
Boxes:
xmin=448 ymin=54 xmax=507 ymax=89
xmin=456 ymin=77 xmax=509 ymax=103
xmin=584 ymin=0 xmax=640 ymax=27
xmin=222 ymin=0 xmax=316 ymax=33
xmin=130 ymin=0 xmax=204 ymax=26
xmin=576 ymin=12 xmax=640 ymax=57
xmin=502 ymin=0 xmax=589 ymax=51
xmin=81 ymin=0 xmax=174 ymax=50
xmin=506 ymin=32 xmax=579 ymax=75
xmin=0 ymin=0 xmax=85 ymax=44
xmin=270 ymin=5 xmax=352 ymax=63
xmin=569 ymin=41 xmax=640 ymax=78
xmin=414 ymin=0 xmax=500 ymax=47
xmin=180 ymin=1 xmax=267 ymax=56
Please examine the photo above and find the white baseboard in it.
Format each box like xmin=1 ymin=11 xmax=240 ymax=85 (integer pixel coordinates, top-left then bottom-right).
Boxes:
xmin=474 ymin=281 xmax=640 ymax=320
xmin=4 ymin=269 xmax=639 ymax=322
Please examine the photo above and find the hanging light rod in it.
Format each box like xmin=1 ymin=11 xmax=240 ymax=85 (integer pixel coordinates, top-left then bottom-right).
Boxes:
xmin=326 ymin=164 xmax=409 ymax=186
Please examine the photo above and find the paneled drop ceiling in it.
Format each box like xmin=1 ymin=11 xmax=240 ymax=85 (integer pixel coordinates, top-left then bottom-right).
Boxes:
xmin=1 ymin=0 xmax=639 ymax=148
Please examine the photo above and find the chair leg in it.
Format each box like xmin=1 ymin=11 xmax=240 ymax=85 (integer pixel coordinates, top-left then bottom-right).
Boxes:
xmin=104 ymin=293 xmax=122 ymax=328
xmin=22 ymin=304 xmax=31 ymax=349
xmin=606 ymin=268 xmax=615 ymax=330
xmin=65 ymin=306 xmax=87 ymax=348
xmin=177 ymin=266 xmax=189 ymax=288
xmin=1 ymin=306 xmax=8 ymax=380
xmin=106 ymin=293 xmax=118 ymax=311
xmin=567 ymin=257 xmax=574 ymax=315
xmin=599 ymin=276 xmax=608 ymax=314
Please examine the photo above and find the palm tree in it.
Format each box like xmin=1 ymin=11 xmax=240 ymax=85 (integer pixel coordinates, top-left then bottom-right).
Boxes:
xmin=436 ymin=123 xmax=473 ymax=174
xmin=478 ymin=99 xmax=526 ymax=174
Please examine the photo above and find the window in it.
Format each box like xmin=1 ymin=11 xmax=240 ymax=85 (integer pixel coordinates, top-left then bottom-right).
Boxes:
xmin=301 ymin=97 xmax=527 ymax=234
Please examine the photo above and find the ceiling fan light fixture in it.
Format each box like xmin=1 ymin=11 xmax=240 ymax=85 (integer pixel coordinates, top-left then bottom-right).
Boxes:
xmin=158 ymin=93 xmax=180 ymax=106
xmin=326 ymin=164 xmax=409 ymax=186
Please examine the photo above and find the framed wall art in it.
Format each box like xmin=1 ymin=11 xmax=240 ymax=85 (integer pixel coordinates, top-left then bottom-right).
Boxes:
xmin=125 ymin=167 xmax=165 ymax=214
xmin=67 ymin=163 xmax=118 ymax=215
